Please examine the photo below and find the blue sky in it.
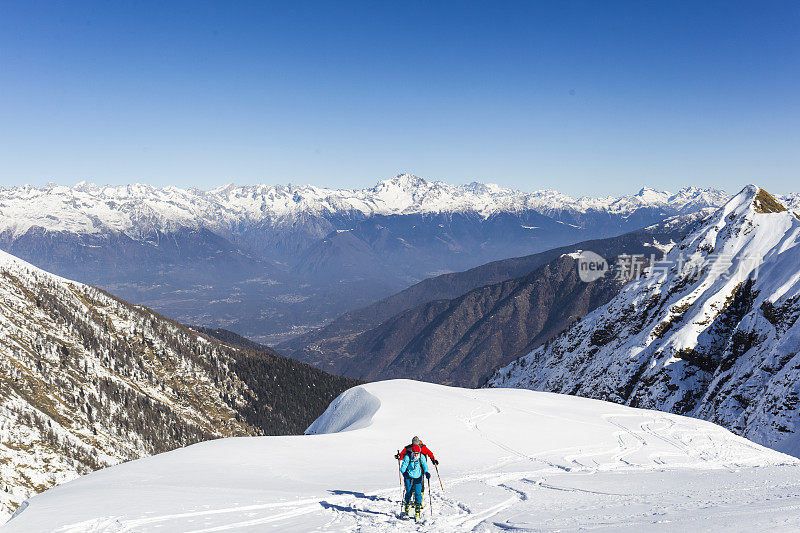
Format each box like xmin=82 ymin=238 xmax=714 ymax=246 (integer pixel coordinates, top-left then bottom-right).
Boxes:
xmin=0 ymin=1 xmax=797 ymax=196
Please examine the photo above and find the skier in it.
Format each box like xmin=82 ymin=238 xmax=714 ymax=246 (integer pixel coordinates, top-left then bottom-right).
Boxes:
xmin=399 ymin=444 xmax=430 ymax=520
xmin=395 ymin=435 xmax=439 ymax=506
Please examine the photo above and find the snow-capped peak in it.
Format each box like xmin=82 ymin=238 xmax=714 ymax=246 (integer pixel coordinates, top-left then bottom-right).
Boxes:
xmin=635 ymin=186 xmax=670 ymax=202
xmin=375 ymin=173 xmax=431 ymax=190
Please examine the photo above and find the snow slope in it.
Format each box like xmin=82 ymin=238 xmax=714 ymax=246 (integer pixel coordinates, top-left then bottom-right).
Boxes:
xmin=5 ymin=380 xmax=800 ymax=532
xmin=489 ymin=185 xmax=800 ymax=456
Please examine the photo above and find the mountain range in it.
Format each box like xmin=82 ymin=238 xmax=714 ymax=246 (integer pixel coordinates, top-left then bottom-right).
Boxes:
xmin=0 ymin=176 xmax=732 ymax=236
xmin=0 ymin=175 xmax=737 ymax=342
xmin=488 ymin=185 xmax=800 ymax=456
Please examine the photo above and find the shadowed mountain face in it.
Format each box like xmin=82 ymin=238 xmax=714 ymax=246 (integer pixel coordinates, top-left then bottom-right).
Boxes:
xmin=280 ymin=216 xmax=703 ymax=386
xmin=278 ymin=222 xmax=695 ymax=366
xmin=190 ymin=326 xmax=276 ymax=353
xmin=293 ymin=211 xmax=585 ymax=283
xmin=340 ymin=254 xmax=627 ymax=387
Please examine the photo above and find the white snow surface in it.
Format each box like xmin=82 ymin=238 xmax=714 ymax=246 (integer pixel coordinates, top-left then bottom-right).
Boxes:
xmin=6 ymin=379 xmax=800 ymax=532
xmin=0 ymin=176 xmax=733 ymax=237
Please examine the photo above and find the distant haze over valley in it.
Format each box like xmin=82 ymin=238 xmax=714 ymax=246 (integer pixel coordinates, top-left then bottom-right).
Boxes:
xmin=0 ymin=174 xmax=758 ymax=343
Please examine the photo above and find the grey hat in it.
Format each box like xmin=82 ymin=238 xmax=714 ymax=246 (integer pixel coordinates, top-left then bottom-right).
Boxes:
xmin=412 ymin=436 xmax=420 ymax=445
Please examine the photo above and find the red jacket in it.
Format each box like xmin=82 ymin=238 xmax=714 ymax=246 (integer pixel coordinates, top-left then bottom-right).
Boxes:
xmin=399 ymin=443 xmax=436 ymax=462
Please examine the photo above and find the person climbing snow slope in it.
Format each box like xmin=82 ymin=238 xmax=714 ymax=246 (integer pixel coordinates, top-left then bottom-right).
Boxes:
xmin=399 ymin=444 xmax=430 ymax=521
xmin=395 ymin=435 xmax=438 ymax=508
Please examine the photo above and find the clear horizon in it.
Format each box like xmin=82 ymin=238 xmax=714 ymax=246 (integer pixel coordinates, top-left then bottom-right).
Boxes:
xmin=0 ymin=1 xmax=797 ymax=197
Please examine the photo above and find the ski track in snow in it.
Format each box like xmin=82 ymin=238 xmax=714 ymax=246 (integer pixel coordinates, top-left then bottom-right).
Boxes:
xmin=77 ymin=403 xmax=795 ymax=531
xmin=63 ymin=462 xmax=800 ymax=532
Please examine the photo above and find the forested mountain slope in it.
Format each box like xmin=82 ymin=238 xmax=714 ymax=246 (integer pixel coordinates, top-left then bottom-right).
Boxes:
xmin=0 ymin=250 xmax=358 ymax=516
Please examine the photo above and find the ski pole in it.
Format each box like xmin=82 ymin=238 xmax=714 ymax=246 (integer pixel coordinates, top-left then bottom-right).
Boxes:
xmin=397 ymin=451 xmax=405 ymax=510
xmin=434 ymin=463 xmax=444 ymax=491
xmin=397 ymin=451 xmax=403 ymax=484
xmin=427 ymin=475 xmax=432 ymax=515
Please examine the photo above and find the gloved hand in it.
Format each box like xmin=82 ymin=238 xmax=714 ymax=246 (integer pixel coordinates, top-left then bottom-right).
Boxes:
xmin=425 ymin=472 xmax=431 ymax=480
xmin=432 ymin=459 xmax=439 ymax=466
xmin=394 ymin=453 xmax=401 ymax=460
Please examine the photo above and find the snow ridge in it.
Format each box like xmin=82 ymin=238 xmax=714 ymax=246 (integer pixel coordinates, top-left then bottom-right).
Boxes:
xmin=0 ymin=251 xmax=257 ymax=516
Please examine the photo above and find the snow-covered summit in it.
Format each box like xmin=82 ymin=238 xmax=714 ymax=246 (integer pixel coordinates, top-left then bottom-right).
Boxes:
xmin=0 ymin=175 xmax=733 ymax=238
xmin=4 ymin=380 xmax=798 ymax=531
xmin=489 ymin=185 xmax=800 ymax=455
